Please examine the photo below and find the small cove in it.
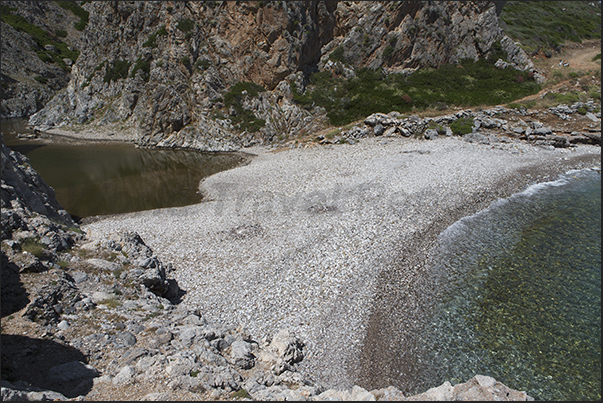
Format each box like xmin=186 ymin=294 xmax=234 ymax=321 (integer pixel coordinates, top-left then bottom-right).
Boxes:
xmin=1 ymin=119 xmax=248 ymax=221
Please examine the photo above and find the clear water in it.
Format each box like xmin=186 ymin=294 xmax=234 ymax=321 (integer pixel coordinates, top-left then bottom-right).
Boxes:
xmin=1 ymin=119 xmax=247 ymax=220
xmin=414 ymin=169 xmax=601 ymax=401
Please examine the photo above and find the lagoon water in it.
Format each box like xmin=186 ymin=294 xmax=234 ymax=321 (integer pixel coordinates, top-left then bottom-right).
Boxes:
xmin=1 ymin=119 xmax=246 ymax=220
xmin=412 ymin=169 xmax=601 ymax=401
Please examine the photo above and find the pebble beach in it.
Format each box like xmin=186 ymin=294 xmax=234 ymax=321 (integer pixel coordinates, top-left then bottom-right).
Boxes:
xmin=81 ymin=135 xmax=601 ymax=391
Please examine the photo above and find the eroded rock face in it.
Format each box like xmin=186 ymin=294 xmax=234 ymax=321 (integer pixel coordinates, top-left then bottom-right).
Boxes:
xmin=0 ymin=1 xmax=82 ymax=118
xmin=25 ymin=1 xmax=530 ymax=151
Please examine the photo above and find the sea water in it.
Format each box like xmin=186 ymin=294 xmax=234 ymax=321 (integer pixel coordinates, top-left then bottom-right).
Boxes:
xmin=414 ymin=169 xmax=601 ymax=401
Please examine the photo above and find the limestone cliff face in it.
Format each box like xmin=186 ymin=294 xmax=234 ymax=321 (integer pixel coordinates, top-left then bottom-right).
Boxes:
xmin=0 ymin=1 xmax=84 ymax=118
xmin=22 ymin=1 xmax=529 ymax=151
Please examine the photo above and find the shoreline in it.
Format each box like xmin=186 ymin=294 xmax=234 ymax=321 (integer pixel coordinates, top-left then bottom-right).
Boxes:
xmin=354 ymin=152 xmax=601 ymax=395
xmin=80 ymin=134 xmax=600 ymax=392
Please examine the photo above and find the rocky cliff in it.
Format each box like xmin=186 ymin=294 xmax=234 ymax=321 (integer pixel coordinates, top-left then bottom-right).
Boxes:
xmin=0 ymin=1 xmax=85 ymax=118
xmin=16 ymin=1 xmax=534 ymax=151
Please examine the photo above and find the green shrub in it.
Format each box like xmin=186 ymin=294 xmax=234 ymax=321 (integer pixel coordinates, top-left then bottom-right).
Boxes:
xmin=450 ymin=117 xmax=474 ymax=135
xmin=36 ymin=51 xmax=52 ymax=63
xmin=103 ymin=60 xmax=131 ymax=83
xmin=223 ymin=81 xmax=266 ymax=106
xmin=181 ymin=56 xmax=190 ymax=65
xmin=2 ymin=7 xmax=79 ymax=68
xmin=57 ymin=1 xmax=89 ymax=31
xmin=292 ymin=54 xmax=540 ymax=126
xmin=329 ymin=46 xmax=346 ymax=64
xmin=143 ymin=25 xmax=167 ymax=48
xmin=222 ymin=81 xmax=267 ymax=132
xmin=382 ymin=45 xmax=394 ymax=60
xmin=577 ymin=107 xmax=588 ymax=115
xmin=195 ymin=59 xmax=211 ymax=70
xmin=176 ymin=18 xmax=194 ymax=32
xmin=592 ymin=53 xmax=601 ymax=61
xmin=55 ymin=29 xmax=67 ymax=37
xmin=131 ymin=57 xmax=151 ymax=82
xmin=506 ymin=102 xmax=523 ymax=109
xmin=500 ymin=1 xmax=601 ymax=54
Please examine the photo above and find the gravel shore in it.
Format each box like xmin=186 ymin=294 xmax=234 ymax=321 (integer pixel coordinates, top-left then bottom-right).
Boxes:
xmin=82 ymin=136 xmax=600 ymax=392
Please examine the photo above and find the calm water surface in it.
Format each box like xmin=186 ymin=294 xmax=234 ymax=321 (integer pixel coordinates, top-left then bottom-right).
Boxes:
xmin=412 ymin=169 xmax=601 ymax=401
xmin=2 ymin=119 xmax=247 ymax=220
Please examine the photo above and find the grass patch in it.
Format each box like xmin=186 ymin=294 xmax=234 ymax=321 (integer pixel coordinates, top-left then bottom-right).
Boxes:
xmin=324 ymin=128 xmax=340 ymax=139
xmin=232 ymin=389 xmax=250 ymax=399
xmin=593 ymin=53 xmax=601 ymax=61
xmin=21 ymin=237 xmax=46 ymax=258
xmin=292 ymin=49 xmax=541 ymax=126
xmin=142 ymin=311 xmax=161 ymax=321
xmin=543 ymin=91 xmax=585 ymax=105
xmin=500 ymin=1 xmax=601 ymax=54
xmin=98 ymin=297 xmax=121 ymax=309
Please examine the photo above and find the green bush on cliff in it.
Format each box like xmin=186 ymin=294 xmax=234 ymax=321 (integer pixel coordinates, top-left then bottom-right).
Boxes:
xmin=222 ymin=81 xmax=267 ymax=133
xmin=176 ymin=18 xmax=194 ymax=32
xmin=143 ymin=25 xmax=167 ymax=48
xmin=131 ymin=57 xmax=151 ymax=82
xmin=56 ymin=1 xmax=89 ymax=31
xmin=103 ymin=60 xmax=131 ymax=83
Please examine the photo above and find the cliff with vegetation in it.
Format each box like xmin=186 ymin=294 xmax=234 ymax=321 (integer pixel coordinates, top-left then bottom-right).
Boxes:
xmin=4 ymin=1 xmax=542 ymax=151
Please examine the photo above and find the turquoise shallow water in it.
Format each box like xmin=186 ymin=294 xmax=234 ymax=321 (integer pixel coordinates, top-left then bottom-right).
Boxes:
xmin=415 ymin=169 xmax=601 ymax=401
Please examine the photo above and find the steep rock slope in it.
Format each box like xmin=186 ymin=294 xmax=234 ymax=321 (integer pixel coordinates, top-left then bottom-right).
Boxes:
xmin=0 ymin=1 xmax=85 ymax=118
xmin=26 ymin=1 xmax=531 ymax=151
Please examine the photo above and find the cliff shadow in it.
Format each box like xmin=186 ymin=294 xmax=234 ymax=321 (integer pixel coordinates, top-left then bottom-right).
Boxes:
xmin=1 ymin=334 xmax=94 ymax=398
xmin=1 ymin=251 xmax=30 ymax=318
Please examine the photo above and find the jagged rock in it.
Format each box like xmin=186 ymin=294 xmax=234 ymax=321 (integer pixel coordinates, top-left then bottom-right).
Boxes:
xmin=24 ymin=271 xmax=82 ymax=324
